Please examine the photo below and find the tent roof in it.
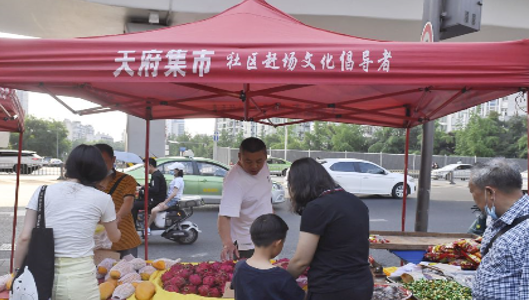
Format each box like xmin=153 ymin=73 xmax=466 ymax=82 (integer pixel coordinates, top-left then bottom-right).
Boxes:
xmin=0 ymin=88 xmax=24 ymax=132
xmin=0 ymin=0 xmax=528 ymax=127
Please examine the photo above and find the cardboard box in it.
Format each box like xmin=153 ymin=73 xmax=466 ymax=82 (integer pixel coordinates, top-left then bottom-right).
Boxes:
xmin=94 ymin=249 xmax=120 ymax=266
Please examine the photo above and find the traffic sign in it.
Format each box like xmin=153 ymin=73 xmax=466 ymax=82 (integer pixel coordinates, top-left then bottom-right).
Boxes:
xmin=179 ymin=147 xmax=186 ymax=152
xmin=421 ymin=22 xmax=434 ymax=43
xmin=213 ymin=131 xmax=219 ymax=142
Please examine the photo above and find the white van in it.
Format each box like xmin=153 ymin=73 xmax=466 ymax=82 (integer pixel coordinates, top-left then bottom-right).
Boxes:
xmin=0 ymin=150 xmax=43 ymax=174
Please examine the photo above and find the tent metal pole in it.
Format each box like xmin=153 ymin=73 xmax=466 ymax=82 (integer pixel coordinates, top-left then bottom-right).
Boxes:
xmin=526 ymin=91 xmax=528 ymax=187
xmin=10 ymin=131 xmax=23 ymax=273
xmin=402 ymin=128 xmax=410 ymax=232
xmin=144 ymin=118 xmax=150 ymax=260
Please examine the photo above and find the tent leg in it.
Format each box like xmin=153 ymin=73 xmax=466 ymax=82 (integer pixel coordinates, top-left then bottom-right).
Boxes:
xmin=144 ymin=119 xmax=150 ymax=260
xmin=402 ymin=128 xmax=410 ymax=232
xmin=10 ymin=132 xmax=23 ymax=273
xmin=526 ymin=91 xmax=528 ymax=187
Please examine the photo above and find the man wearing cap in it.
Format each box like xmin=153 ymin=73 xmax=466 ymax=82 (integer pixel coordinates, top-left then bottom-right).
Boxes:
xmin=147 ymin=162 xmax=185 ymax=229
xmin=132 ymin=157 xmax=167 ymax=224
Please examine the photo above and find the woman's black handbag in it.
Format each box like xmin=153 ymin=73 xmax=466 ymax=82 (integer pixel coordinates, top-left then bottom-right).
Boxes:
xmin=10 ymin=185 xmax=55 ymax=300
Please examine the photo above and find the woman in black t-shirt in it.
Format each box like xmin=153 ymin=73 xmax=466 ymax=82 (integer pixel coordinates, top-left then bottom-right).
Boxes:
xmin=286 ymin=157 xmax=373 ymax=300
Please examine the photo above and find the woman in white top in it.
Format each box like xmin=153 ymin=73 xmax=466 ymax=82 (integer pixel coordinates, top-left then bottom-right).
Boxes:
xmin=147 ymin=162 xmax=185 ymax=228
xmin=14 ymin=144 xmax=121 ymax=300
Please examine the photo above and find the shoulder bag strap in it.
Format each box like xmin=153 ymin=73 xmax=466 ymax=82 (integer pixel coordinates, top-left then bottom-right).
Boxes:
xmin=109 ymin=174 xmax=127 ymax=196
xmin=482 ymin=215 xmax=529 ymax=257
xmin=36 ymin=185 xmax=48 ymax=229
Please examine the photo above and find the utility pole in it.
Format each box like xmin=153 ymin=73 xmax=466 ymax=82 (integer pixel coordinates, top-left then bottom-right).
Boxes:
xmin=56 ymin=128 xmax=59 ymax=158
xmin=284 ymin=125 xmax=288 ymax=160
xmin=415 ymin=0 xmax=441 ymax=233
xmin=213 ymin=118 xmax=218 ymax=161
xmin=416 ymin=0 xmax=482 ymax=232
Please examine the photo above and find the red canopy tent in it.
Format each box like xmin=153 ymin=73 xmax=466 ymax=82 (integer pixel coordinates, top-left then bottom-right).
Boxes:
xmin=0 ymin=0 xmax=528 ymax=261
xmin=0 ymin=87 xmax=25 ymax=273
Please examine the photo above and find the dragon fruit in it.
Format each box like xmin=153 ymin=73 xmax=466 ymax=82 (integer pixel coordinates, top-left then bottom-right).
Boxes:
xmin=181 ymin=285 xmax=197 ymax=295
xmin=162 ymin=261 xmax=237 ymax=297
xmin=169 ymin=276 xmax=187 ymax=288
xmin=189 ymin=274 xmax=202 ymax=286
xmin=164 ymin=285 xmax=178 ymax=293
xmin=202 ymin=275 xmax=216 ymax=286
xmin=220 ymin=265 xmax=234 ymax=274
xmin=176 ymin=269 xmax=193 ymax=279
xmin=197 ymin=285 xmax=211 ymax=296
xmin=208 ymin=287 xmax=222 ymax=298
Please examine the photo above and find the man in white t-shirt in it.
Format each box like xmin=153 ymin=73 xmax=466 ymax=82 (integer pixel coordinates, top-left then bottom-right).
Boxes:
xmin=218 ymin=137 xmax=273 ymax=260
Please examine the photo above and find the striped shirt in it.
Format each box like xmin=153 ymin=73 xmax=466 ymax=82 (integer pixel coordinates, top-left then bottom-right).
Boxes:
xmin=473 ymin=194 xmax=529 ymax=300
xmin=103 ymin=171 xmax=141 ymax=251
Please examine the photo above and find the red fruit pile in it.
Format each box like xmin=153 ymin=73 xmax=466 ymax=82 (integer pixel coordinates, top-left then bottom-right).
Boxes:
xmin=272 ymin=258 xmax=309 ymax=290
xmin=161 ymin=261 xmax=235 ymax=298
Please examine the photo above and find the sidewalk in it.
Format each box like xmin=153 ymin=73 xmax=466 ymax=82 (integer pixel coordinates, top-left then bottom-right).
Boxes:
xmin=0 ymin=175 xmax=59 ymax=207
xmin=0 ymin=258 xmax=11 ymax=275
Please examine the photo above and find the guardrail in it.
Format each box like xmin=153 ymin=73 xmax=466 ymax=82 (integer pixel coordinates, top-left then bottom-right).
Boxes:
xmin=0 ymin=163 xmax=64 ymax=176
xmin=389 ymin=170 xmax=470 ymax=181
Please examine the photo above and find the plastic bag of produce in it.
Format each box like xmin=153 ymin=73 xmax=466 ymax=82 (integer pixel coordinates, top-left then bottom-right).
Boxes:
xmin=94 ymin=225 xmax=112 ymax=250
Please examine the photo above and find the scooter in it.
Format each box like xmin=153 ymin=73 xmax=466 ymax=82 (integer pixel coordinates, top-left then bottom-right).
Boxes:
xmin=135 ymin=189 xmax=203 ymax=245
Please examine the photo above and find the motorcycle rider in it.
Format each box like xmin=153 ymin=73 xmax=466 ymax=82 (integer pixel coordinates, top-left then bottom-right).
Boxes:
xmin=147 ymin=162 xmax=185 ymax=230
xmin=132 ymin=158 xmax=167 ymax=224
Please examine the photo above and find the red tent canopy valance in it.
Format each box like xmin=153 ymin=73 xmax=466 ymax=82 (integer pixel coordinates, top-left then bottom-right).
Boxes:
xmin=0 ymin=87 xmax=24 ymax=132
xmin=0 ymin=0 xmax=527 ymax=127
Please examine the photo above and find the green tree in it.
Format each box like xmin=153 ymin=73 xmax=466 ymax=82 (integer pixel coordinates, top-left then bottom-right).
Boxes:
xmin=455 ymin=112 xmax=504 ymax=157
xmin=331 ymin=124 xmax=368 ymax=152
xmin=167 ymin=132 xmax=214 ymax=158
xmin=518 ymin=135 xmax=527 ymax=158
xmin=9 ymin=116 xmax=71 ymax=158
xmin=301 ymin=122 xmax=335 ymax=150
xmin=499 ymin=115 xmax=526 ymax=158
xmin=367 ymin=127 xmax=421 ymax=154
xmin=217 ymin=129 xmax=233 ymax=148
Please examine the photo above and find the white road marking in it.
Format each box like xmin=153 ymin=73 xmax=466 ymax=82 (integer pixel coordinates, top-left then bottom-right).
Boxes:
xmin=190 ymin=253 xmax=208 ymax=258
xmin=0 ymin=211 xmax=26 ymax=217
xmin=0 ymin=244 xmax=14 ymax=251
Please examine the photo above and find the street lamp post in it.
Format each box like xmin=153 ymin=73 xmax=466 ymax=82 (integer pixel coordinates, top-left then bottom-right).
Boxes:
xmin=55 ymin=129 xmax=59 ymax=159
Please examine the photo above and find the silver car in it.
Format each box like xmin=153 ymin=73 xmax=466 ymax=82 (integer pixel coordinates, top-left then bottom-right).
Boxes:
xmin=431 ymin=164 xmax=472 ymax=180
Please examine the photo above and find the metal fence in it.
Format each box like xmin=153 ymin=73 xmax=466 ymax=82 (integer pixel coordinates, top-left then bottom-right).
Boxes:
xmin=216 ymin=147 xmax=528 ymax=172
xmin=0 ymin=164 xmax=64 ymax=176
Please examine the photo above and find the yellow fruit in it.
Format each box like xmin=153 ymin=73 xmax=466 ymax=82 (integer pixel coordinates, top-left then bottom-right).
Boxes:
xmin=152 ymin=260 xmax=165 ymax=270
xmin=5 ymin=276 xmax=13 ymax=291
xmin=106 ymin=278 xmax=119 ymax=287
xmin=99 ymin=282 xmax=116 ymax=300
xmin=135 ymin=281 xmax=156 ymax=300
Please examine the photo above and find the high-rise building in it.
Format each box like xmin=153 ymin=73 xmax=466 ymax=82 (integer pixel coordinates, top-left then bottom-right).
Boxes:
xmin=14 ymin=90 xmax=28 ymax=115
xmin=63 ymin=119 xmax=96 ymax=141
xmin=438 ymin=94 xmax=525 ymax=132
xmin=166 ymin=119 xmax=185 ymax=137
xmin=216 ymin=118 xmax=312 ymax=140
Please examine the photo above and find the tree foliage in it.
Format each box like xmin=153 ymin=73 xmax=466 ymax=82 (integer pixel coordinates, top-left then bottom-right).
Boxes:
xmin=9 ymin=116 xmax=71 ymax=158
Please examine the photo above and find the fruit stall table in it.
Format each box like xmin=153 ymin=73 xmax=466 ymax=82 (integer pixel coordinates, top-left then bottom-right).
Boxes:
xmin=127 ymin=270 xmax=234 ymax=300
xmin=369 ymin=231 xmax=476 ymax=264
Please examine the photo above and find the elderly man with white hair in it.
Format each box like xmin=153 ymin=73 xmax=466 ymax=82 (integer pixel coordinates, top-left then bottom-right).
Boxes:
xmin=468 ymin=158 xmax=529 ymax=299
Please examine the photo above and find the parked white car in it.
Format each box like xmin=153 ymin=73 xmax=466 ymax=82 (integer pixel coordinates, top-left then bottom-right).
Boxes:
xmin=0 ymin=150 xmax=43 ymax=174
xmin=320 ymin=158 xmax=416 ymax=199
xmin=431 ymin=163 xmax=472 ymax=180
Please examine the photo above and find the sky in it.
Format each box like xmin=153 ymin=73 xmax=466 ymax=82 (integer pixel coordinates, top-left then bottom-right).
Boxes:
xmin=1 ymin=32 xmax=215 ymax=141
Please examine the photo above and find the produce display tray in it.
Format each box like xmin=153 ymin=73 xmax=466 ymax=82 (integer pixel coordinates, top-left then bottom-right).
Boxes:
xmin=369 ymin=231 xmax=475 ymax=250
